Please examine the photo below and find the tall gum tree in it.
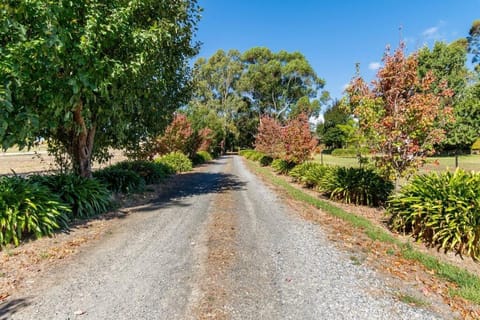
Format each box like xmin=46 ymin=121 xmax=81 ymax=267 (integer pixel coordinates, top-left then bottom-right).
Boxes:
xmin=0 ymin=0 xmax=200 ymax=177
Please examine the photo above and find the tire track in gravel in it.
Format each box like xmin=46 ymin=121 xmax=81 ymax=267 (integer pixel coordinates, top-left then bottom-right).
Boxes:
xmin=190 ymin=160 xmax=238 ymax=319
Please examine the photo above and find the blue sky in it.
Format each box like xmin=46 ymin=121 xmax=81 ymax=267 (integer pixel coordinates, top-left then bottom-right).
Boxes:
xmin=194 ymin=0 xmax=479 ymax=110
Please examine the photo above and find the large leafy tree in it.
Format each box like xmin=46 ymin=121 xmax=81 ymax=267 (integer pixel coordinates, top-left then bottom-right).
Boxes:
xmin=417 ymin=40 xmax=478 ymax=153
xmin=189 ymin=49 xmax=245 ymax=152
xmin=346 ymin=43 xmax=454 ymax=183
xmin=239 ymin=47 xmax=328 ymax=119
xmin=0 ymin=0 xmax=200 ymax=177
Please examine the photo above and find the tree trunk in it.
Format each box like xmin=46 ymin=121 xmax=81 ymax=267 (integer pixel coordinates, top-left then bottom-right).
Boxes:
xmin=72 ymin=100 xmax=96 ymax=178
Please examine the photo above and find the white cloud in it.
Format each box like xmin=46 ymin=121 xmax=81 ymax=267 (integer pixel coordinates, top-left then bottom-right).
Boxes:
xmin=368 ymin=62 xmax=381 ymax=71
xmin=422 ymin=26 xmax=439 ymax=38
xmin=342 ymin=83 xmax=350 ymax=91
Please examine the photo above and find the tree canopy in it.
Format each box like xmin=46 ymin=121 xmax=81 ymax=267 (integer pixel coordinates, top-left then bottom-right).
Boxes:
xmin=187 ymin=47 xmax=328 ymax=150
xmin=0 ymin=0 xmax=200 ymax=176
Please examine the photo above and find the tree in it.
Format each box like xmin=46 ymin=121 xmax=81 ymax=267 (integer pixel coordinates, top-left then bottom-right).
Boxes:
xmin=468 ymin=20 xmax=480 ymax=68
xmin=190 ymin=49 xmax=245 ymax=153
xmin=239 ymin=47 xmax=328 ymax=119
xmin=0 ymin=0 xmax=200 ymax=177
xmin=316 ymin=99 xmax=351 ymax=149
xmin=255 ymin=113 xmax=317 ymax=164
xmin=346 ymin=43 xmax=454 ymax=183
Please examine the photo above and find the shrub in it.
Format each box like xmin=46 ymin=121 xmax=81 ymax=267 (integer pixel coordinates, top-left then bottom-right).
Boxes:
xmin=155 ymin=151 xmax=192 ymax=173
xmin=192 ymin=151 xmax=213 ymax=165
xmin=259 ymin=155 xmax=273 ymax=167
xmin=93 ymin=167 xmax=145 ymax=193
xmin=321 ymin=167 xmax=393 ymax=206
xmin=32 ymin=174 xmax=111 ymax=219
xmin=289 ymin=162 xmax=332 ymax=188
xmin=0 ymin=177 xmax=70 ymax=246
xmin=388 ymin=169 xmax=480 ymax=259
xmin=271 ymin=159 xmax=295 ymax=175
xmin=112 ymin=160 xmax=169 ymax=184
xmin=240 ymin=149 xmax=265 ymax=162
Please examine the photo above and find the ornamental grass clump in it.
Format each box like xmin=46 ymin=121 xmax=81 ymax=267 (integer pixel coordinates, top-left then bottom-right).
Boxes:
xmin=388 ymin=169 xmax=480 ymax=259
xmin=0 ymin=176 xmax=70 ymax=246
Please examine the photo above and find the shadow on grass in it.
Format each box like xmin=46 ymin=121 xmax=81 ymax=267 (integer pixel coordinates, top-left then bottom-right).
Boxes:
xmin=0 ymin=298 xmax=31 ymax=320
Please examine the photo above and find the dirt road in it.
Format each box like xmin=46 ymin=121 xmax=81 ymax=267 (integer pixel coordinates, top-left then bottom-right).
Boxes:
xmin=1 ymin=156 xmax=444 ymax=319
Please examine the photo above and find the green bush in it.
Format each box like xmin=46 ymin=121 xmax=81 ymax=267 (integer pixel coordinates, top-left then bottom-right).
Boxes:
xmin=192 ymin=151 xmax=213 ymax=165
xmin=331 ymin=147 xmax=370 ymax=158
xmin=112 ymin=160 xmax=169 ymax=184
xmin=93 ymin=167 xmax=145 ymax=193
xmin=321 ymin=167 xmax=393 ymax=206
xmin=271 ymin=159 xmax=295 ymax=175
xmin=0 ymin=177 xmax=70 ymax=246
xmin=155 ymin=152 xmax=192 ymax=173
xmin=259 ymin=155 xmax=273 ymax=167
xmin=240 ymin=149 xmax=267 ymax=162
xmin=289 ymin=162 xmax=332 ymax=188
xmin=32 ymin=174 xmax=111 ymax=219
xmin=388 ymin=169 xmax=480 ymax=259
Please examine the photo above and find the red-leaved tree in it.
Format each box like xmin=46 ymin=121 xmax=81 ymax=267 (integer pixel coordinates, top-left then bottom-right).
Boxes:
xmin=346 ymin=43 xmax=454 ymax=182
xmin=255 ymin=113 xmax=317 ymax=163
xmin=255 ymin=115 xmax=284 ymax=158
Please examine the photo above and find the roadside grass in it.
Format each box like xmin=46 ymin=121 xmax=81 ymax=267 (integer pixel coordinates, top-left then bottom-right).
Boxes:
xmin=246 ymin=160 xmax=480 ymax=305
xmin=313 ymin=154 xmax=480 ymax=173
xmin=398 ymin=293 xmax=430 ymax=307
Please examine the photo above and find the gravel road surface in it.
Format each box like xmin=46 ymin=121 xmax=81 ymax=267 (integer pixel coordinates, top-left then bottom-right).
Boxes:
xmin=1 ymin=156 xmax=443 ymax=319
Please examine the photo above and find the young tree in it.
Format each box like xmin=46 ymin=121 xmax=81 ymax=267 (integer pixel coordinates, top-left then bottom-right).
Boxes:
xmin=255 ymin=113 xmax=317 ymax=164
xmin=0 ymin=0 xmax=200 ymax=177
xmin=346 ymin=43 xmax=454 ymax=183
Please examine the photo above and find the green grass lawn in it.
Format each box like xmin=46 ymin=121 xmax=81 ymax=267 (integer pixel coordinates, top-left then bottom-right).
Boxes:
xmin=314 ymin=154 xmax=480 ymax=173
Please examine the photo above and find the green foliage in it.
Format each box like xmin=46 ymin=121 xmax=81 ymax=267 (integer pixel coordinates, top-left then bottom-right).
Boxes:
xmin=388 ymin=169 xmax=480 ymax=259
xmin=31 ymin=174 xmax=111 ymax=219
xmin=322 ymin=167 xmax=394 ymax=206
xmin=259 ymin=155 xmax=273 ymax=167
xmin=155 ymin=152 xmax=193 ymax=173
xmin=239 ymin=149 xmax=266 ymax=162
xmin=316 ymin=99 xmax=352 ymax=149
xmin=93 ymin=168 xmax=145 ymax=194
xmin=289 ymin=162 xmax=331 ymax=188
xmin=1 ymin=0 xmax=200 ymax=176
xmin=331 ymin=148 xmax=369 ymax=158
xmin=271 ymin=159 xmax=295 ymax=175
xmin=111 ymin=161 xmax=169 ymax=185
xmin=0 ymin=177 xmax=70 ymax=246
xmin=472 ymin=138 xmax=480 ymax=153
xmin=192 ymin=151 xmax=213 ymax=165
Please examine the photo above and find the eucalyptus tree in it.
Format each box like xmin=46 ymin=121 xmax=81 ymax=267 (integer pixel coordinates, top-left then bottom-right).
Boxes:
xmin=239 ymin=47 xmax=328 ymax=120
xmin=0 ymin=0 xmax=200 ymax=176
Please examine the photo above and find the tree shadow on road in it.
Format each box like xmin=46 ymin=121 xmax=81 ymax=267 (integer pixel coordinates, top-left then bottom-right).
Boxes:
xmin=137 ymin=165 xmax=247 ymax=212
xmin=0 ymin=298 xmax=31 ymax=320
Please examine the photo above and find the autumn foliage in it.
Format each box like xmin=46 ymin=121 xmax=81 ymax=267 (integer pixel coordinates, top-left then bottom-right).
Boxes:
xmin=255 ymin=113 xmax=317 ymax=164
xmin=346 ymin=43 xmax=454 ymax=181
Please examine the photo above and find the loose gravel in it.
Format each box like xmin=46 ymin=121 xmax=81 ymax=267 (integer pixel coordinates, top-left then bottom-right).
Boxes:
xmin=0 ymin=156 xmax=445 ymax=319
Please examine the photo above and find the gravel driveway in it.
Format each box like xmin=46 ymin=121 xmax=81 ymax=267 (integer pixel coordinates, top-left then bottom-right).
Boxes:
xmin=1 ymin=156 xmax=443 ymax=319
